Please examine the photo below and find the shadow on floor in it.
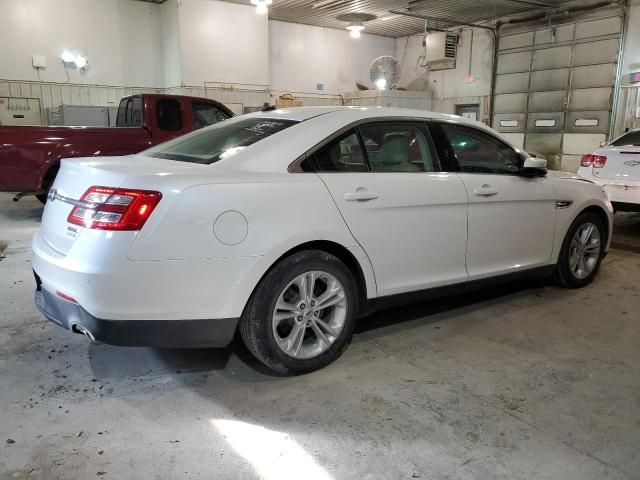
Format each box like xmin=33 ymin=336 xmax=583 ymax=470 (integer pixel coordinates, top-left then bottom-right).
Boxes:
xmin=87 ymin=276 xmax=550 ymax=381
xmin=612 ymin=212 xmax=640 ymax=252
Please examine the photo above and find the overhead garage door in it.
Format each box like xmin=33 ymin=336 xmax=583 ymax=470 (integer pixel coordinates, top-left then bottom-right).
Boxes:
xmin=493 ymin=13 xmax=623 ymax=172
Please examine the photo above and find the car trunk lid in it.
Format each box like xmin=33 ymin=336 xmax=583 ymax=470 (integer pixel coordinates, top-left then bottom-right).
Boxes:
xmin=39 ymin=155 xmax=200 ymax=256
xmin=592 ymin=146 xmax=640 ymax=181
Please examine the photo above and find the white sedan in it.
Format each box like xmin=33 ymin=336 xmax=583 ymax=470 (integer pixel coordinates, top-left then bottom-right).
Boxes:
xmin=33 ymin=107 xmax=613 ymax=374
xmin=578 ymin=128 xmax=640 ymax=211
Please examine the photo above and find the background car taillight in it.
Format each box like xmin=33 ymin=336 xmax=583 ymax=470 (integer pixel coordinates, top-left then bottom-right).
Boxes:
xmin=67 ymin=186 xmax=162 ymax=231
xmin=580 ymin=154 xmax=607 ymax=168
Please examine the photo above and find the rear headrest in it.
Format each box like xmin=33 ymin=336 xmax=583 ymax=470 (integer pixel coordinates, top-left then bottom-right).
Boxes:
xmin=378 ymin=135 xmax=410 ymax=165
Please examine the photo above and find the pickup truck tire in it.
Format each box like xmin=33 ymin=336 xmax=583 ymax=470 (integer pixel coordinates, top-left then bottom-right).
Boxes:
xmin=36 ymin=168 xmax=58 ymax=204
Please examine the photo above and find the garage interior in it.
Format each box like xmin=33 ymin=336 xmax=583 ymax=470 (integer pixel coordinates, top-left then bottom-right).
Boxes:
xmin=1 ymin=0 xmax=640 ymax=478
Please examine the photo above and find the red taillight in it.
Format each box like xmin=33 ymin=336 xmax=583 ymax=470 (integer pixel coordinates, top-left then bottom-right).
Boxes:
xmin=580 ymin=154 xmax=607 ymax=168
xmin=67 ymin=186 xmax=162 ymax=231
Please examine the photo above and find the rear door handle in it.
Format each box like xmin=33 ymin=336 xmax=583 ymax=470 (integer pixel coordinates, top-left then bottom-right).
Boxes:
xmin=473 ymin=185 xmax=498 ymax=197
xmin=344 ymin=190 xmax=379 ymax=202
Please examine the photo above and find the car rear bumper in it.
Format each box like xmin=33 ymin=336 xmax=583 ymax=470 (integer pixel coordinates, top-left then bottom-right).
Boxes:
xmin=577 ymin=171 xmax=640 ymax=206
xmin=34 ymin=281 xmax=238 ymax=348
xmin=32 ymin=228 xmax=266 ymax=321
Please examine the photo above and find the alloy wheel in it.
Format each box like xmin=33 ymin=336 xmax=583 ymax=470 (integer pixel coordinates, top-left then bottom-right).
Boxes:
xmin=569 ymin=222 xmax=601 ymax=279
xmin=271 ymin=270 xmax=347 ymax=359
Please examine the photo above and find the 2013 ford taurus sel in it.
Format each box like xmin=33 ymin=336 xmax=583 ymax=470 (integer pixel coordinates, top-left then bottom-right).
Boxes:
xmin=33 ymin=107 xmax=613 ymax=374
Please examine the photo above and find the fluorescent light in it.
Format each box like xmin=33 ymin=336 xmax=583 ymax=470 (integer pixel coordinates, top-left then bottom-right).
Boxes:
xmin=375 ymin=78 xmax=387 ymax=90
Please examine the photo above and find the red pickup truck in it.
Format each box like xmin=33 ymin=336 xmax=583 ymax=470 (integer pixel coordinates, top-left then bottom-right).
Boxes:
xmin=0 ymin=94 xmax=234 ymax=202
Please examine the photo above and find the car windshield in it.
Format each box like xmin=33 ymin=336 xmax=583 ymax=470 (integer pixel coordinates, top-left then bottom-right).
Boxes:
xmin=144 ymin=117 xmax=297 ymax=164
xmin=611 ymin=130 xmax=640 ymax=147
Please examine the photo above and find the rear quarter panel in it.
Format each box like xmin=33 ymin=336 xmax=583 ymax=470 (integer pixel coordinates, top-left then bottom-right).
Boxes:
xmin=125 ymin=171 xmax=376 ymax=316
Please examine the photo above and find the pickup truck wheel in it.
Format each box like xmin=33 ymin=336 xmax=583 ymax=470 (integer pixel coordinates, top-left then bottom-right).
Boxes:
xmin=36 ymin=169 xmax=58 ymax=204
xmin=555 ymin=212 xmax=605 ymax=288
xmin=239 ymin=250 xmax=358 ymax=375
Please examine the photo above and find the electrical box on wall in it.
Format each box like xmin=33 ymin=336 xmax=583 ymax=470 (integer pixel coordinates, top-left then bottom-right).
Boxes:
xmin=32 ymin=55 xmax=46 ymax=69
xmin=424 ymin=32 xmax=458 ymax=71
xmin=0 ymin=97 xmax=43 ymax=126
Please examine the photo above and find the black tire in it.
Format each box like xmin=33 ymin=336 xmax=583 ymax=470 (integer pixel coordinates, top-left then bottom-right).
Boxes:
xmin=36 ymin=168 xmax=58 ymax=204
xmin=239 ymin=250 xmax=359 ymax=375
xmin=555 ymin=211 xmax=606 ymax=288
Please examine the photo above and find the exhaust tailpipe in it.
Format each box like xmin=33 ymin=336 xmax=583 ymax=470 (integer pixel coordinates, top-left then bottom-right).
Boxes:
xmin=72 ymin=324 xmax=96 ymax=342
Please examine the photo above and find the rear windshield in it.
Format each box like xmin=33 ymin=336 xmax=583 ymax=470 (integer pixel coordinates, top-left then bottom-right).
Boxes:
xmin=611 ymin=130 xmax=640 ymax=147
xmin=144 ymin=117 xmax=297 ymax=164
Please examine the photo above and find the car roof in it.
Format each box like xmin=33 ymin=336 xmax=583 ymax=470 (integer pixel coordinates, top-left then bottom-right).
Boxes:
xmin=243 ymin=106 xmax=467 ymax=123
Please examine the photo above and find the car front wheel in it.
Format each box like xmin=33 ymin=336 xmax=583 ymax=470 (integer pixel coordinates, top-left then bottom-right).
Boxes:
xmin=556 ymin=211 xmax=606 ymax=288
xmin=239 ymin=250 xmax=358 ymax=375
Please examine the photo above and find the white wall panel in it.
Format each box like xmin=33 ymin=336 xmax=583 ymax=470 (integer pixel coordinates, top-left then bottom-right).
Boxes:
xmin=270 ymin=20 xmax=394 ymax=95
xmin=0 ymin=0 xmax=163 ymax=87
xmin=176 ymin=0 xmax=269 ymax=87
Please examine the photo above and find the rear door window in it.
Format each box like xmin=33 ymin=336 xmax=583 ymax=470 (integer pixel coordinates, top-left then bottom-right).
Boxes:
xmin=358 ymin=122 xmax=437 ymax=172
xmin=157 ymin=98 xmax=183 ymax=132
xmin=311 ymin=130 xmax=368 ymax=172
xmin=115 ymin=96 xmax=142 ymax=127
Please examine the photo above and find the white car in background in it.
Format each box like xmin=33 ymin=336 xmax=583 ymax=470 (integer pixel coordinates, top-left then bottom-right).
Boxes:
xmin=33 ymin=107 xmax=613 ymax=374
xmin=578 ymin=128 xmax=640 ymax=211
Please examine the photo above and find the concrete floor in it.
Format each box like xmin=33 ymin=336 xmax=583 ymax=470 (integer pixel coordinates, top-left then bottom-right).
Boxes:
xmin=1 ymin=192 xmax=639 ymax=480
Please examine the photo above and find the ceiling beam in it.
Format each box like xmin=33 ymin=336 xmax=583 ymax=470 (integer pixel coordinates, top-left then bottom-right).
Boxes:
xmin=499 ymin=0 xmax=556 ymax=7
xmin=388 ymin=9 xmax=496 ymax=31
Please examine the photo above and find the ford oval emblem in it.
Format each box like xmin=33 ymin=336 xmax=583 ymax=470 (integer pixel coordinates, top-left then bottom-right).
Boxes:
xmin=624 ymin=160 xmax=640 ymax=167
xmin=47 ymin=188 xmax=57 ymax=202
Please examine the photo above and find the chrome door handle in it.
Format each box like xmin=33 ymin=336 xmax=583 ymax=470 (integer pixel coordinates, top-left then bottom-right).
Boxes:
xmin=344 ymin=190 xmax=379 ymax=202
xmin=473 ymin=185 xmax=498 ymax=197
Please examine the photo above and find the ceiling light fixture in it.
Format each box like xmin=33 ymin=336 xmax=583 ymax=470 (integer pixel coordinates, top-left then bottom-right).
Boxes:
xmin=251 ymin=0 xmax=272 ymax=14
xmin=346 ymin=22 xmax=364 ymax=38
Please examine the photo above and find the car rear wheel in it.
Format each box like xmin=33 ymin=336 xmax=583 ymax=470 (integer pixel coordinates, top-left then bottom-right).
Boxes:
xmin=239 ymin=250 xmax=358 ymax=375
xmin=555 ymin=212 xmax=606 ymax=288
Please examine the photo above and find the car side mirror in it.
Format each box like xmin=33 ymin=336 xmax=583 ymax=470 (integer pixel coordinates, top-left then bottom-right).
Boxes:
xmin=521 ymin=157 xmax=547 ymax=177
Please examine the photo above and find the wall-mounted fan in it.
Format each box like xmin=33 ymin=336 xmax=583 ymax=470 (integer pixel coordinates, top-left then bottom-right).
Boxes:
xmin=369 ymin=55 xmax=401 ymax=90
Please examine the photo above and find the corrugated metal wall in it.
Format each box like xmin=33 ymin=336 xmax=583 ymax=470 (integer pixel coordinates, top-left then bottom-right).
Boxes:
xmin=493 ymin=13 xmax=623 ymax=172
xmin=0 ymin=80 xmax=347 ymax=119
xmin=1 ymin=79 xmax=437 ymax=121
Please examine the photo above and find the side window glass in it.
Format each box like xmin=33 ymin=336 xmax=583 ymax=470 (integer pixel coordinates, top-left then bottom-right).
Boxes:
xmin=192 ymin=102 xmax=229 ymax=130
xmin=115 ymin=98 xmax=128 ymax=127
xmin=157 ymin=99 xmax=183 ymax=132
xmin=359 ymin=122 xmax=436 ymax=172
xmin=312 ymin=130 xmax=367 ymax=172
xmin=440 ymin=123 xmax=521 ymax=175
xmin=129 ymin=96 xmax=142 ymax=127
